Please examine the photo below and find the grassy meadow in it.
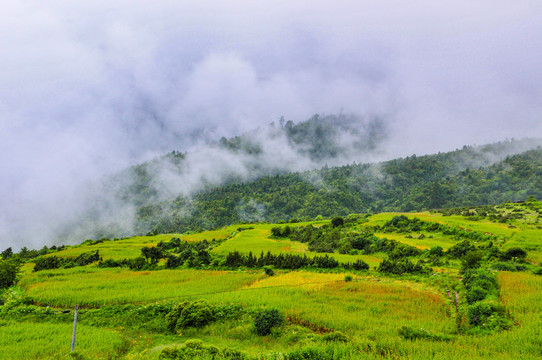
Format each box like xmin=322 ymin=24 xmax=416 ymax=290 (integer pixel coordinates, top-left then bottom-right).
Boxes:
xmin=2 ymin=201 xmax=542 ymax=359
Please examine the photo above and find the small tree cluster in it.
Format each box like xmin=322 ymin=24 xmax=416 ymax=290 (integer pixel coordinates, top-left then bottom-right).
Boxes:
xmin=225 ymin=251 xmax=339 ymax=269
xmin=270 ymin=226 xmax=291 ymax=237
xmin=33 ymin=251 xmax=100 ymax=272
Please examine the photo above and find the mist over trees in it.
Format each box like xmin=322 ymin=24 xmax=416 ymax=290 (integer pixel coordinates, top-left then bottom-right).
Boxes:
xmin=134 ymin=141 xmax=542 ymax=236
xmin=5 ymin=112 xmax=541 ymax=248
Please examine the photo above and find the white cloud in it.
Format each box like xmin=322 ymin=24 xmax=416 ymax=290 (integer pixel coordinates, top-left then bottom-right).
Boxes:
xmin=1 ymin=0 xmax=542 ymax=249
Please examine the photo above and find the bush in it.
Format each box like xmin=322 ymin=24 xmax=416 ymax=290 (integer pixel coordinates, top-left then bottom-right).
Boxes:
xmin=490 ymin=262 xmax=526 ymax=272
xmin=322 ymin=331 xmax=349 ymax=343
xmin=398 ymin=326 xmax=452 ymax=341
xmin=0 ymin=259 xmax=21 ymax=289
xmin=159 ymin=340 xmax=249 ymax=360
xmin=166 ymin=301 xmax=188 ymax=333
xmin=344 ymin=275 xmax=353 ymax=282
xmin=128 ymin=257 xmax=148 ymax=271
xmin=33 ymin=256 xmax=61 ymax=272
xmin=254 ymin=308 xmax=284 ymax=336
xmin=533 ymin=267 xmax=542 ymax=275
xmin=263 ymin=266 xmax=275 ymax=276
xmin=502 ymin=247 xmax=527 ymax=260
xmin=270 ymin=227 xmax=282 ymax=237
xmin=166 ymin=300 xmax=216 ymax=333
xmin=467 ymin=301 xmax=505 ymax=326
xmin=429 ymin=246 xmax=444 ymax=257
xmin=98 ymin=258 xmax=127 ymax=268
xmin=461 ymin=251 xmax=483 ymax=272
xmin=466 ymin=286 xmax=488 ymax=304
xmin=462 ymin=269 xmax=498 ymax=293
xmin=331 ymin=217 xmax=344 ymax=228
xmin=352 ymin=259 xmax=369 ymax=271
xmin=176 ymin=300 xmax=215 ymax=330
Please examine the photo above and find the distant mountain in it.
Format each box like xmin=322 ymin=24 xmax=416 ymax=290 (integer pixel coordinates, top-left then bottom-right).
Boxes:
xmin=133 ymin=140 xmax=542 ymax=235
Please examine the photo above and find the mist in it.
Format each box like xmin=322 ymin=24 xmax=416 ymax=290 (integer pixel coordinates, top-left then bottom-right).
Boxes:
xmin=1 ymin=1 xmax=542 ymax=249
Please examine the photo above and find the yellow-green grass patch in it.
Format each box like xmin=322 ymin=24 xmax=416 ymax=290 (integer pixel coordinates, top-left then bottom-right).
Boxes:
xmin=45 ymin=234 xmax=184 ymax=261
xmin=375 ymin=232 xmax=457 ymax=250
xmin=212 ymin=227 xmax=381 ymax=267
xmin=0 ymin=321 xmax=125 ymax=360
xmin=20 ymin=267 xmax=263 ymax=307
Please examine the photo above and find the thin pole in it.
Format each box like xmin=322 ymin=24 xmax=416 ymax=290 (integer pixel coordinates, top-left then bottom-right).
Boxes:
xmin=71 ymin=304 xmax=78 ymax=352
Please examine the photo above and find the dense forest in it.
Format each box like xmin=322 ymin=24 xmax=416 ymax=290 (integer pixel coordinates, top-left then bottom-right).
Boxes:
xmin=134 ymin=143 xmax=542 ymax=235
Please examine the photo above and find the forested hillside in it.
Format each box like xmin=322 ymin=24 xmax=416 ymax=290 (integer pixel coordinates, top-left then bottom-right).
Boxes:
xmin=135 ymin=143 xmax=542 ymax=235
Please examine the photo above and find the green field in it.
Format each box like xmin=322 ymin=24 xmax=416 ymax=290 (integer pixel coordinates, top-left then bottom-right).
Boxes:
xmin=2 ymin=201 xmax=542 ymax=359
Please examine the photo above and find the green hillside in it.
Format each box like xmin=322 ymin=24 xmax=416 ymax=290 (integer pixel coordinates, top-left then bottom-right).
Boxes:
xmin=2 ymin=200 xmax=542 ymax=359
xmin=135 ymin=142 xmax=542 ymax=235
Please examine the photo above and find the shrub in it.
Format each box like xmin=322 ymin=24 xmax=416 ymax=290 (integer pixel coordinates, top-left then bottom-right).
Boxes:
xmin=270 ymin=227 xmax=282 ymax=237
xmin=467 ymin=300 xmax=505 ymax=326
xmin=462 ymin=269 xmax=498 ymax=292
xmin=322 ymin=331 xmax=349 ymax=343
xmin=352 ymin=259 xmax=369 ymax=271
xmin=429 ymin=246 xmax=444 ymax=257
xmin=128 ymin=257 xmax=148 ymax=271
xmin=98 ymin=258 xmax=127 ymax=268
xmin=533 ymin=267 xmax=542 ymax=275
xmin=447 ymin=240 xmax=476 ymax=259
xmin=331 ymin=217 xmax=344 ymax=228
xmin=166 ymin=300 xmax=216 ymax=333
xmin=398 ymin=326 xmax=452 ymax=341
xmin=159 ymin=340 xmax=249 ymax=360
xmin=1 ymin=247 xmax=13 ymax=260
xmin=344 ymin=275 xmax=353 ymax=282
xmin=0 ymin=259 xmax=21 ymax=289
xmin=490 ymin=262 xmax=526 ymax=272
xmin=350 ymin=236 xmax=372 ymax=251
xmin=254 ymin=308 xmax=284 ymax=336
xmin=166 ymin=301 xmax=189 ymax=333
xmin=33 ymin=256 xmax=62 ymax=272
xmin=263 ymin=266 xmax=275 ymax=276
xmin=176 ymin=300 xmax=215 ymax=330
xmin=502 ymin=247 xmax=527 ymax=260
xmin=466 ymin=286 xmax=488 ymax=304
xmin=461 ymin=251 xmax=483 ymax=272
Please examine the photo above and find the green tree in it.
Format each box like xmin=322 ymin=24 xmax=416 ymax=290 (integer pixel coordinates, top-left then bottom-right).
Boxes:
xmin=1 ymin=247 xmax=13 ymax=260
xmin=254 ymin=309 xmax=284 ymax=335
xmin=331 ymin=217 xmax=344 ymax=228
xmin=461 ymin=251 xmax=483 ymax=272
xmin=0 ymin=259 xmax=21 ymax=289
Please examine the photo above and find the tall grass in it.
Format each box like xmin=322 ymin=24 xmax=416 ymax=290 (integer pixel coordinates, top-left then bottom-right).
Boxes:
xmin=0 ymin=320 xmax=125 ymax=359
xmin=21 ymin=268 xmax=262 ymax=307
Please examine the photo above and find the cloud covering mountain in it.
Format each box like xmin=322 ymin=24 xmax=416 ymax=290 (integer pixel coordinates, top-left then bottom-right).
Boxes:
xmin=1 ymin=1 xmax=542 ymax=249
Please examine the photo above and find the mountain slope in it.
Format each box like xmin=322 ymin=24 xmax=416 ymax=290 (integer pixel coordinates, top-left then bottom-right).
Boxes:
xmin=135 ymin=142 xmax=542 ymax=235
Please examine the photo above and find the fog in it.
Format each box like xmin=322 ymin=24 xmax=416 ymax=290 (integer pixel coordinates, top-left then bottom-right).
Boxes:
xmin=1 ymin=1 xmax=542 ymax=249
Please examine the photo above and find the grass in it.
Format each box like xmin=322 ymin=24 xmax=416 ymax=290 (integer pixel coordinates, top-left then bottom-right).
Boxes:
xmin=44 ymin=234 xmax=184 ymax=261
xmin=0 ymin=320 xmax=126 ymax=360
xmin=20 ymin=268 xmax=263 ymax=307
xmin=211 ymin=226 xmax=382 ymax=267
xmin=6 ymin=205 xmax=542 ymax=359
xmin=374 ymin=232 xmax=458 ymax=250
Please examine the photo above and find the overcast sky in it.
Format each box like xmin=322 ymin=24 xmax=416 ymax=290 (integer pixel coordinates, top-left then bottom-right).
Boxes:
xmin=1 ymin=1 xmax=542 ymax=248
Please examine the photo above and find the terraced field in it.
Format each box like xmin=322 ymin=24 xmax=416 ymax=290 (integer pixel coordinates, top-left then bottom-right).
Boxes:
xmin=1 ymin=201 xmax=542 ymax=359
